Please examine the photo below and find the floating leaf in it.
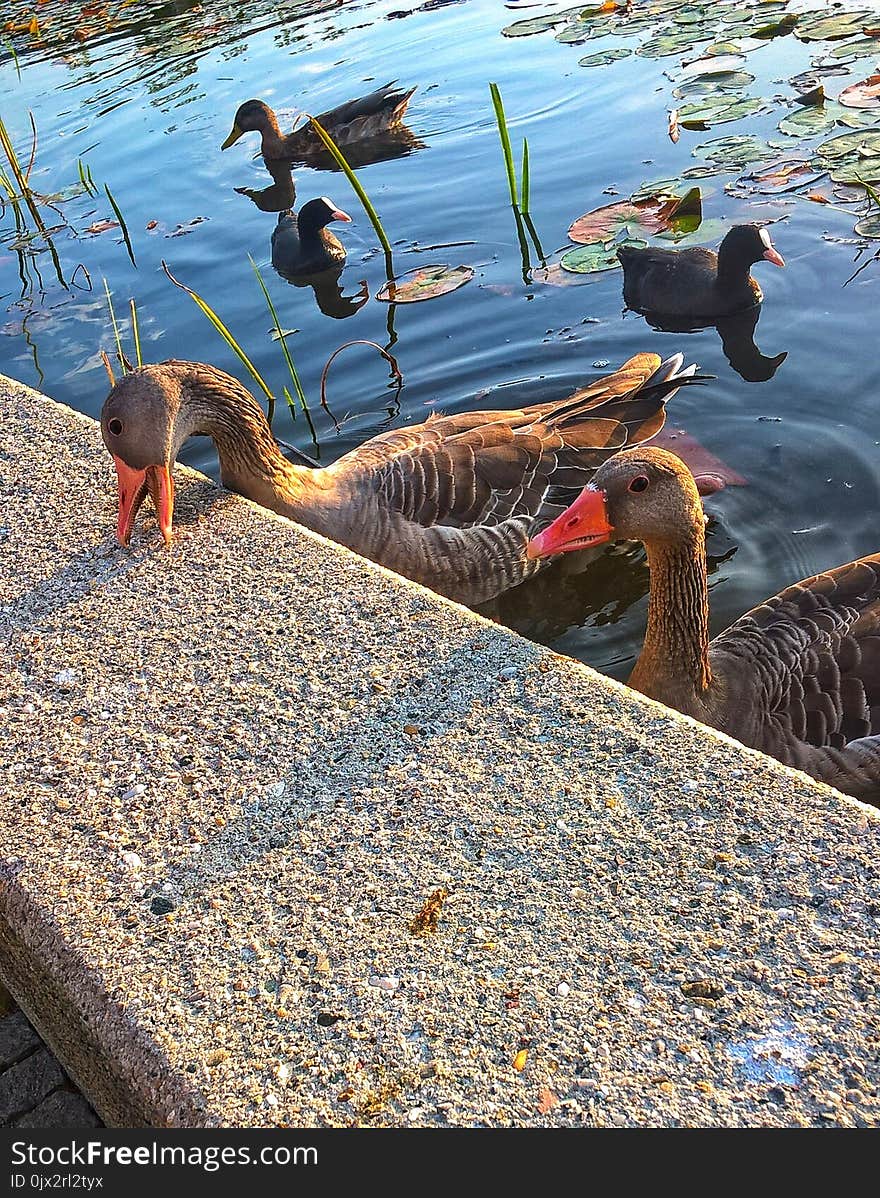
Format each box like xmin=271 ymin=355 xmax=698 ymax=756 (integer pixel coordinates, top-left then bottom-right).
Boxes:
xmin=794 ymin=9 xmax=874 ymax=42
xmin=678 ymin=94 xmax=767 ymax=125
xmin=777 ymin=104 xmax=839 ymax=137
xmin=638 ymin=29 xmax=711 ymax=58
xmin=750 ymin=13 xmax=798 ymax=40
xmin=693 ymin=133 xmax=776 ymax=168
xmin=568 ymin=188 xmax=701 ymax=245
xmin=501 ymin=14 xmax=564 ymax=37
xmin=825 ymin=35 xmax=880 ymax=60
xmin=741 ymin=157 xmax=825 ymax=194
xmin=854 ymin=211 xmax=880 ymax=237
xmin=672 ymin=70 xmax=754 ymax=100
xmin=560 ymin=238 xmax=646 ymax=274
xmin=84 ymin=219 xmax=119 ymax=235
xmin=829 ymin=155 xmax=880 ymax=183
xmin=578 ymin=46 xmax=632 ymax=67
xmin=669 ymin=109 xmax=681 ymax=143
xmin=838 ymin=74 xmax=880 ymax=109
xmin=816 ymin=127 xmax=880 ymax=161
xmin=376 ymin=263 xmax=473 ymax=302
xmin=794 ymin=85 xmax=825 ymax=106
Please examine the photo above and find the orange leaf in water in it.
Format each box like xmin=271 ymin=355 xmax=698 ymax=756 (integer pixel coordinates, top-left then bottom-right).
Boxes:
xmin=28 ymin=16 xmax=40 ymax=35
xmin=145 ymin=220 xmax=158 ymax=230
xmin=537 ymin=1086 xmax=558 ymax=1114
xmin=807 ymin=192 xmax=830 ymax=204
xmin=668 ymin=108 xmax=680 ymax=144
xmin=838 ymin=74 xmax=880 ymax=109
xmin=513 ymin=1049 xmax=528 ymax=1072
xmin=84 ymin=219 xmax=120 ymax=235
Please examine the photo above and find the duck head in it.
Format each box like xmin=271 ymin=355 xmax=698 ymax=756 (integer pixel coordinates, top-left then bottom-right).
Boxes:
xmin=721 ymin=224 xmax=785 ymax=270
xmin=297 ymin=196 xmax=352 ymax=233
xmin=221 ymin=99 xmax=277 ymax=149
xmin=101 ymin=367 xmax=184 ymax=546
xmin=527 ymin=448 xmax=703 ymax=559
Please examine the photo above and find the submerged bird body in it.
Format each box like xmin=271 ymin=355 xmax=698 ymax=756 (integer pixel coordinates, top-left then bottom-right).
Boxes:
xmin=271 ymin=198 xmax=351 ymax=276
xmin=618 ymin=224 xmax=785 ymax=319
xmin=101 ymin=355 xmax=699 ymax=606
xmin=221 ymin=83 xmax=416 ymax=162
xmin=528 ymin=448 xmax=880 ymax=803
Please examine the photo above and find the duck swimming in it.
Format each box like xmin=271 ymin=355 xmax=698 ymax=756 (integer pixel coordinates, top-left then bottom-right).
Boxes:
xmin=271 ymin=198 xmax=351 ymax=277
xmin=618 ymin=224 xmax=785 ymax=319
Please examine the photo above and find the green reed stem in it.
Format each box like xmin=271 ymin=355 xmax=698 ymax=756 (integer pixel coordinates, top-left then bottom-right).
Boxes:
xmin=4 ymin=38 xmax=21 ymax=82
xmin=129 ymin=298 xmax=142 ymax=367
xmin=489 ymin=83 xmax=518 ymax=210
xmin=307 ymin=115 xmax=394 ymax=276
xmin=161 ymin=259 xmax=273 ymax=402
xmin=248 ymin=253 xmax=309 ymax=427
xmin=103 ymin=278 xmax=126 ymax=373
xmin=104 ymin=183 xmax=136 ymax=266
xmin=520 ymin=138 xmax=530 ymax=214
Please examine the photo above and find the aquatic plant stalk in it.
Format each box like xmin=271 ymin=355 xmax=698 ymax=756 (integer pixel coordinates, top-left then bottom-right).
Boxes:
xmin=161 ymin=260 xmax=273 ymax=402
xmin=307 ymin=116 xmax=393 ymax=275
xmin=248 ymin=254 xmax=309 ymax=427
xmin=520 ymin=138 xmax=530 ymax=214
xmin=129 ymin=298 xmax=142 ymax=368
xmin=103 ymin=278 xmax=126 ymax=373
xmin=104 ymin=183 xmax=136 ymax=267
xmin=490 ymin=83 xmax=519 ymax=210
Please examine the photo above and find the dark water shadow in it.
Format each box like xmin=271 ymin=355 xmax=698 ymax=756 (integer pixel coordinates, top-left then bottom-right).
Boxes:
xmin=234 ymin=161 xmax=297 ymax=214
xmin=632 ymin=304 xmax=788 ymax=384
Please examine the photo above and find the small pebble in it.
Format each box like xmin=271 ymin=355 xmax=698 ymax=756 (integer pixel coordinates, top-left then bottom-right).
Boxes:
xmin=557 ymin=982 xmax=571 ymax=998
xmin=369 ymin=975 xmax=400 ymax=991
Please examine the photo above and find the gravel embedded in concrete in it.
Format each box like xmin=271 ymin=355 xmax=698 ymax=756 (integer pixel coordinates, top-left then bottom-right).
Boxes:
xmin=1 ymin=374 xmax=879 ymax=1128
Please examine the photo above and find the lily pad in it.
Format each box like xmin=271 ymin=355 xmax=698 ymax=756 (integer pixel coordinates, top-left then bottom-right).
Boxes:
xmin=794 ymin=9 xmax=874 ymax=42
xmin=638 ymin=29 xmax=712 ymax=58
xmin=750 ymin=13 xmax=799 ymax=40
xmin=825 ymin=36 xmax=880 ymax=60
xmin=376 ymin=264 xmax=473 ymax=303
xmin=816 ymin=127 xmax=880 ymax=161
xmin=678 ymin=94 xmax=768 ymax=125
xmin=839 ymin=74 xmax=880 ymax=108
xmin=672 ymin=70 xmax=755 ymax=99
xmin=568 ymin=188 xmax=702 ymax=245
xmin=693 ymin=133 xmax=777 ymax=168
xmin=501 ymin=14 xmax=564 ymax=37
xmin=854 ymin=211 xmax=880 ymax=237
xmin=829 ymin=155 xmax=880 ymax=183
xmin=560 ymin=238 xmax=646 ymax=274
xmin=741 ymin=157 xmax=826 ymax=194
xmin=578 ymin=46 xmax=632 ymax=67
xmin=777 ymin=104 xmax=839 ymax=137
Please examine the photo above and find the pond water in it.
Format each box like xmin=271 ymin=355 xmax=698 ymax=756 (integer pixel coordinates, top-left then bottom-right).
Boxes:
xmin=3 ymin=0 xmax=880 ymax=680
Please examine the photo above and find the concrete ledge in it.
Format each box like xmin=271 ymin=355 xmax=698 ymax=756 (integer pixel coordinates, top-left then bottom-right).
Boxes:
xmin=1 ymin=374 xmax=878 ymax=1128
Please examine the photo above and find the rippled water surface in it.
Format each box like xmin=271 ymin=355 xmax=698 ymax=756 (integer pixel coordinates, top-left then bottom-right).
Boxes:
xmin=3 ymin=0 xmax=880 ymax=678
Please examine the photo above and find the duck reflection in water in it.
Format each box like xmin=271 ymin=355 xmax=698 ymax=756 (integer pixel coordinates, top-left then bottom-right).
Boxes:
xmin=632 ymin=304 xmax=787 ymax=384
xmin=271 ymin=202 xmax=367 ymax=319
xmin=234 ymin=160 xmax=297 ymax=214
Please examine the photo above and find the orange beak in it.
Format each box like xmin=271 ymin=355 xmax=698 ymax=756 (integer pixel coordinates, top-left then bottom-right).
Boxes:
xmin=112 ymin=456 xmax=175 ymax=547
xmin=762 ymin=246 xmax=785 ymax=268
xmin=527 ymin=487 xmax=614 ymax=560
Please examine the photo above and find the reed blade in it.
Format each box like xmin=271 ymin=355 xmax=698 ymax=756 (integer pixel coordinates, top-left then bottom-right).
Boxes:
xmin=489 ymin=83 xmax=518 ymax=211
xmin=161 ymin=259 xmax=274 ymax=402
xmin=104 ymin=183 xmax=136 ymax=267
xmin=520 ymin=138 xmax=530 ymax=214
xmin=129 ymin=297 xmax=142 ymax=367
xmin=307 ymin=115 xmax=394 ymax=276
xmin=248 ymin=253 xmax=308 ymax=424
xmin=103 ymin=277 xmax=126 ymax=373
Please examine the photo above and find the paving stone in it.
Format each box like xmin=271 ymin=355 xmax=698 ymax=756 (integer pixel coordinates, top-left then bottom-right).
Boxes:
xmin=0 ymin=1049 xmax=66 ymax=1123
xmin=0 ymin=1011 xmax=41 ymax=1069
xmin=13 ymin=1088 xmax=102 ymax=1128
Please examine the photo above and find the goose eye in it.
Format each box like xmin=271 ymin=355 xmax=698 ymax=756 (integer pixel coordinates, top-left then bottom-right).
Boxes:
xmin=628 ymin=474 xmax=649 ymax=493
xmin=107 ymin=418 xmax=123 ymax=436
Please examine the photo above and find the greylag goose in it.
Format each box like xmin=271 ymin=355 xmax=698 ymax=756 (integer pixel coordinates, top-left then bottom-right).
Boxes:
xmin=221 ymin=83 xmax=416 ymax=163
xmin=527 ymin=447 xmax=880 ymax=803
xmin=101 ymin=354 xmax=701 ymax=607
xmin=271 ymin=198 xmax=351 ymax=277
xmin=618 ymin=224 xmax=785 ymax=319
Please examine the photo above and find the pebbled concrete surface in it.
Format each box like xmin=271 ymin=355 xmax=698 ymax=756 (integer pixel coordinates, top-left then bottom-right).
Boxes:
xmin=0 ymin=374 xmax=878 ymax=1128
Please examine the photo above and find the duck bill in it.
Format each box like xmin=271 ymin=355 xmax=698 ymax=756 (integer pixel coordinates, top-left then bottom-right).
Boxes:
xmin=762 ymin=246 xmax=785 ymax=268
xmin=331 ymin=207 xmax=352 ymax=223
xmin=527 ymin=487 xmax=613 ymax=560
xmin=113 ymin=457 xmax=174 ymax=547
xmin=221 ymin=123 xmax=243 ymax=150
